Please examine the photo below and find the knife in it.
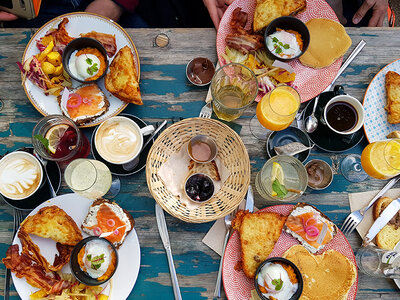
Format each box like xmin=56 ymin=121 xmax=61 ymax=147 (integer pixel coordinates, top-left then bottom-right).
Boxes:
xmin=245 ymin=185 xmax=254 ymax=213
xmin=155 ymin=203 xmax=182 ymax=300
xmin=363 ymin=197 xmax=400 ymax=246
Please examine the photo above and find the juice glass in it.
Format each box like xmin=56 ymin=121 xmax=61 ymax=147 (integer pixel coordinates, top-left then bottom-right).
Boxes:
xmin=211 ymin=63 xmax=258 ymax=122
xmin=256 ymin=85 xmax=300 ymax=131
xmin=361 ymin=139 xmax=400 ymax=179
xmin=64 ymin=159 xmax=116 ymax=199
xmin=32 ymin=115 xmax=90 ymax=164
xmin=255 ymin=155 xmax=308 ymax=201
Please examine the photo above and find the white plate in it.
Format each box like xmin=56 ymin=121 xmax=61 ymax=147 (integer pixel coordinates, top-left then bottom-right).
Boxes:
xmin=22 ymin=12 xmax=140 ymax=128
xmin=363 ymin=59 xmax=400 ymax=142
xmin=12 ymin=194 xmax=141 ymax=300
xmin=393 ymin=241 xmax=400 ymax=288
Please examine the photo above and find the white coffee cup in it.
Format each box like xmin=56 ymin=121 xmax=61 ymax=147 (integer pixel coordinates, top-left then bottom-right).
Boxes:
xmin=95 ymin=116 xmax=154 ymax=165
xmin=323 ymin=94 xmax=364 ymax=135
xmin=0 ymin=151 xmax=43 ymax=200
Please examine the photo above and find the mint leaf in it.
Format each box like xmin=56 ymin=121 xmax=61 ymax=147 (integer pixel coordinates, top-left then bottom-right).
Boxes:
xmin=272 ymin=278 xmax=283 ymax=291
xmin=272 ymin=37 xmax=278 ymax=43
xmin=283 ymin=44 xmax=290 ymax=49
xmin=86 ymin=63 xmax=99 ymax=76
xmin=86 ymin=57 xmax=93 ymax=65
xmin=272 ymin=179 xmax=288 ymax=198
xmin=34 ymin=134 xmax=49 ymax=151
xmin=275 ymin=47 xmax=282 ymax=55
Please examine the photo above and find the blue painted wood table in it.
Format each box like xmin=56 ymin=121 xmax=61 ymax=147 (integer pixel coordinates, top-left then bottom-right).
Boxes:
xmin=0 ymin=27 xmax=400 ymax=299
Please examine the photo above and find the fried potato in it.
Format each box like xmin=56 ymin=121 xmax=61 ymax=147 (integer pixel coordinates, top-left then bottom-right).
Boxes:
xmin=20 ymin=206 xmax=82 ymax=246
xmin=105 ymin=46 xmax=142 ymax=105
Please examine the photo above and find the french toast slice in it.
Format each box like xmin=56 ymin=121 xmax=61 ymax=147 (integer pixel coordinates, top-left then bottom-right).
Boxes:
xmin=373 ymin=196 xmax=400 ymax=250
xmin=385 ymin=71 xmax=400 ymax=124
xmin=232 ymin=210 xmax=286 ymax=278
xmin=105 ymin=45 xmax=142 ymax=105
xmin=20 ymin=206 xmax=82 ymax=246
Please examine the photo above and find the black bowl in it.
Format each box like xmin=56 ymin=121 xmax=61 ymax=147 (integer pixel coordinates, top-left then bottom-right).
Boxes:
xmin=255 ymin=257 xmax=303 ymax=300
xmin=62 ymin=37 xmax=109 ymax=84
xmin=264 ymin=16 xmax=310 ymax=62
xmin=70 ymin=236 xmax=118 ymax=286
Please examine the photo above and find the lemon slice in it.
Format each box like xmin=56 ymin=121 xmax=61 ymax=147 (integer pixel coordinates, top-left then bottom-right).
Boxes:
xmin=44 ymin=124 xmax=69 ymax=154
xmin=271 ymin=162 xmax=285 ymax=196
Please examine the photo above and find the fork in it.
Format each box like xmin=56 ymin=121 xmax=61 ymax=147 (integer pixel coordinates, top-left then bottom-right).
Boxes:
xmin=199 ymin=102 xmax=212 ymax=118
xmin=214 ymin=207 xmax=239 ymax=298
xmin=4 ymin=209 xmax=24 ymax=300
xmin=341 ymin=175 xmax=400 ymax=235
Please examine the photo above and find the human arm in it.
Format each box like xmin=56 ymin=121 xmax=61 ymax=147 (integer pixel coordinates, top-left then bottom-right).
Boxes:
xmin=85 ymin=0 xmax=139 ymax=22
xmin=203 ymin=0 xmax=234 ymax=29
xmin=352 ymin=0 xmax=388 ymax=27
xmin=0 ymin=11 xmax=18 ymax=21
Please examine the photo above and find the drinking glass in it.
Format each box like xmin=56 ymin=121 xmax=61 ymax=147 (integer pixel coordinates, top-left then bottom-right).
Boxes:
xmin=361 ymin=139 xmax=400 ymax=179
xmin=32 ymin=115 xmax=90 ymax=164
xmin=211 ymin=63 xmax=258 ymax=122
xmin=64 ymin=159 xmax=120 ymax=199
xmin=250 ymin=85 xmax=300 ymax=140
xmin=255 ymin=155 xmax=308 ymax=201
xmin=340 ymin=154 xmax=369 ymax=182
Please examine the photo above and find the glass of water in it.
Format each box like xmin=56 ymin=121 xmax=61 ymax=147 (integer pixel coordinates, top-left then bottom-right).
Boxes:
xmin=64 ymin=159 xmax=120 ymax=199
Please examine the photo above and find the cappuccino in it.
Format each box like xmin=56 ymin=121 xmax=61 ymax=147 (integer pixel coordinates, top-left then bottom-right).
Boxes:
xmin=0 ymin=151 xmax=43 ymax=200
xmin=95 ymin=117 xmax=143 ymax=164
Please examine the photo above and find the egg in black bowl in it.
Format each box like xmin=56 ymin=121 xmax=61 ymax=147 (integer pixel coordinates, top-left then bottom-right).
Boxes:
xmin=255 ymin=257 xmax=303 ymax=300
xmin=70 ymin=236 xmax=118 ymax=286
xmin=62 ymin=37 xmax=109 ymax=84
xmin=264 ymin=16 xmax=310 ymax=62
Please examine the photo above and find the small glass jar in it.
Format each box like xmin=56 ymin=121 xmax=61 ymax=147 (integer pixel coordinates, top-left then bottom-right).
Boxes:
xmin=356 ymin=245 xmax=400 ymax=278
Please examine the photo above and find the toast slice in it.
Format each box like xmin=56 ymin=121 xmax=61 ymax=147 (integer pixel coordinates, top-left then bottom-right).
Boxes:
xmin=20 ymin=206 xmax=82 ymax=246
xmin=105 ymin=45 xmax=142 ymax=105
xmin=253 ymin=0 xmax=306 ymax=32
xmin=385 ymin=71 xmax=400 ymax=124
xmin=232 ymin=210 xmax=286 ymax=278
xmin=387 ymin=131 xmax=400 ymax=138
xmin=81 ymin=198 xmax=135 ymax=249
xmin=373 ymin=196 xmax=400 ymax=250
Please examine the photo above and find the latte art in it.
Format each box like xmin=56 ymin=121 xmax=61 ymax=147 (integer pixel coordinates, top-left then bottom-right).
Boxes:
xmin=0 ymin=152 xmax=42 ymax=200
xmin=96 ymin=119 xmax=141 ymax=164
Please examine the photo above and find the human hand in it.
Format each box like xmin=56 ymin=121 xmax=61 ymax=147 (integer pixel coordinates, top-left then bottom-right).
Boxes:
xmin=352 ymin=0 xmax=388 ymax=27
xmin=203 ymin=0 xmax=234 ymax=29
xmin=0 ymin=11 xmax=18 ymax=21
xmin=85 ymin=0 xmax=123 ymax=22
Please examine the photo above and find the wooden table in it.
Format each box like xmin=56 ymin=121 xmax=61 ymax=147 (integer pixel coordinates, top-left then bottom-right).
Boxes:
xmin=0 ymin=27 xmax=399 ymax=299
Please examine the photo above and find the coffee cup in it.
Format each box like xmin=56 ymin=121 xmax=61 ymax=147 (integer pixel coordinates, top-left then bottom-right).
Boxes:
xmin=94 ymin=116 xmax=154 ymax=165
xmin=0 ymin=151 xmax=43 ymax=200
xmin=322 ymin=94 xmax=364 ymax=135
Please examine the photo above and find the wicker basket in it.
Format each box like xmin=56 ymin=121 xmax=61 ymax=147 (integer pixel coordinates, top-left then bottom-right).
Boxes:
xmin=146 ymin=118 xmax=250 ymax=223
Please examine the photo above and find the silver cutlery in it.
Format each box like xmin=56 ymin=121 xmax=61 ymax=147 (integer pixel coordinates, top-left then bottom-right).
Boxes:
xmin=155 ymin=203 xmax=182 ymax=300
xmin=341 ymin=175 xmax=400 ymax=235
xmin=199 ymin=102 xmax=212 ymax=118
xmin=4 ymin=209 xmax=24 ymax=300
xmin=122 ymin=120 xmax=168 ymax=171
xmin=363 ymin=197 xmax=400 ymax=246
xmin=33 ymin=150 xmax=56 ymax=198
xmin=304 ymin=39 xmax=366 ymax=133
xmin=214 ymin=185 xmax=253 ymax=298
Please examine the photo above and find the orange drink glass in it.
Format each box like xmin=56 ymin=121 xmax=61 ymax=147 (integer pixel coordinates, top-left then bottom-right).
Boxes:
xmin=361 ymin=139 xmax=400 ymax=179
xmin=256 ymin=85 xmax=300 ymax=131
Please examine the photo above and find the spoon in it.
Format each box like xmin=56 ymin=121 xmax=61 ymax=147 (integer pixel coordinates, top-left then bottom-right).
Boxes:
xmin=122 ymin=120 xmax=168 ymax=171
xmin=304 ymin=39 xmax=366 ymax=133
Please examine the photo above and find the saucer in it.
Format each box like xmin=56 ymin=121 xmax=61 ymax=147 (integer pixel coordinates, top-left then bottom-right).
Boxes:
xmin=91 ymin=114 xmax=154 ymax=176
xmin=266 ymin=126 xmax=311 ymax=163
xmin=0 ymin=147 xmax=61 ymax=210
xmin=303 ymin=89 xmax=364 ymax=152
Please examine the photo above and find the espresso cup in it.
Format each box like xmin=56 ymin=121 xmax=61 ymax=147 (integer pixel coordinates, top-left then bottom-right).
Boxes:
xmin=94 ymin=116 xmax=154 ymax=165
xmin=322 ymin=94 xmax=364 ymax=135
xmin=0 ymin=151 xmax=43 ymax=200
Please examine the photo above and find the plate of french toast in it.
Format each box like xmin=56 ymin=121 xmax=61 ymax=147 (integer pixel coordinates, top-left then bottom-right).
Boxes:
xmin=363 ymin=58 xmax=400 ymax=142
xmin=223 ymin=203 xmax=358 ymax=299
xmin=19 ymin=12 xmax=142 ymax=127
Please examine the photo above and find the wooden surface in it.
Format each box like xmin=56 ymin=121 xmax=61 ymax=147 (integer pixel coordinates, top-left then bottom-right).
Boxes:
xmin=0 ymin=27 xmax=400 ymax=299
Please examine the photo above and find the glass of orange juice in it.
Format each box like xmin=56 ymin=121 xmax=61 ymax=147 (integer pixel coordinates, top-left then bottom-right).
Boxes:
xmin=250 ymin=85 xmax=300 ymax=139
xmin=361 ymin=139 xmax=400 ymax=179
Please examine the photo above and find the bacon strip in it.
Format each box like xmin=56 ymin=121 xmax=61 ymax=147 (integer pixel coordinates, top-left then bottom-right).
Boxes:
xmin=37 ymin=18 xmax=74 ymax=54
xmin=81 ymin=31 xmax=117 ymax=57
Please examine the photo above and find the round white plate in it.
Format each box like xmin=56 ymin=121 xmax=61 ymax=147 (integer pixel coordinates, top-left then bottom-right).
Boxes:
xmin=12 ymin=194 xmax=141 ymax=300
xmin=393 ymin=241 xmax=400 ymax=288
xmin=22 ymin=12 xmax=140 ymax=128
xmin=363 ymin=59 xmax=400 ymax=142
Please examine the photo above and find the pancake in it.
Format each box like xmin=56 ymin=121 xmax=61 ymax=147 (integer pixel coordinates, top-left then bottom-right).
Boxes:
xmin=299 ymin=18 xmax=352 ymax=68
xmin=283 ymin=245 xmax=357 ymax=300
